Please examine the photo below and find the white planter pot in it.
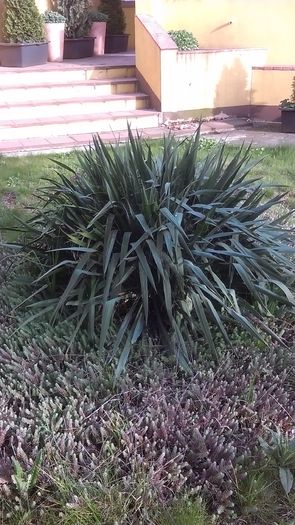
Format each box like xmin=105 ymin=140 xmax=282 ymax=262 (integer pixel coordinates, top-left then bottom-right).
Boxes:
xmin=45 ymin=23 xmax=65 ymax=62
xmin=89 ymin=21 xmax=107 ymax=56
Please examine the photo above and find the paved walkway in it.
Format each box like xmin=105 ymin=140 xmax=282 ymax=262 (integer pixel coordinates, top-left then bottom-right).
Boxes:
xmin=1 ymin=118 xmax=295 ymax=156
xmin=162 ymin=119 xmax=295 ymax=147
xmin=204 ymin=122 xmax=295 ymax=147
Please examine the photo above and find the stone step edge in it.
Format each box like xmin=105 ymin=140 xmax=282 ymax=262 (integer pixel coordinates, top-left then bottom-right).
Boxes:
xmin=0 ymin=93 xmax=149 ymax=111
xmin=0 ymin=110 xmax=159 ymax=131
xmin=0 ymin=63 xmax=135 ymax=74
xmin=0 ymin=77 xmax=138 ymax=91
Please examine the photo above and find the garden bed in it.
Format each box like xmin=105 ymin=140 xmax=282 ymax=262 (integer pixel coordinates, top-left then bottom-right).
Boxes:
xmin=0 ymin=136 xmax=294 ymax=524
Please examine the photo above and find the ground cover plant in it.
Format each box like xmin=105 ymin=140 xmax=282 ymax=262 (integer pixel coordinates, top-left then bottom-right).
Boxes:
xmin=5 ymin=129 xmax=295 ymax=375
xmin=0 ymin=269 xmax=294 ymax=524
xmin=0 ymin=133 xmax=294 ymax=525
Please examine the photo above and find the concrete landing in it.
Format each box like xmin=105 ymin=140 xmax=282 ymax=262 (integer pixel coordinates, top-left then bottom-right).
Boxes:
xmin=0 ymin=52 xmax=136 ymax=73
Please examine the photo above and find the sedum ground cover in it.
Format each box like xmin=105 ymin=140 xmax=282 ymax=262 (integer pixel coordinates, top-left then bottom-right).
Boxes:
xmin=0 ymin=133 xmax=294 ymax=525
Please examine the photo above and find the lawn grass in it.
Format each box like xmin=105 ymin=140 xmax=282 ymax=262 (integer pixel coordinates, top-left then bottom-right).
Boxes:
xmin=0 ymin=151 xmax=78 ymax=241
xmin=0 ymin=142 xmax=294 ymax=242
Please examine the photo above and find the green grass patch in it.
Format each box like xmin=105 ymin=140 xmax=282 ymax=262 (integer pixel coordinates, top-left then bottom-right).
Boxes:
xmin=0 ymin=142 xmax=294 ymax=203
xmin=236 ymin=144 xmax=295 ymax=204
xmin=0 ymin=140 xmax=294 ymax=248
xmin=0 ymin=152 xmax=78 ymax=241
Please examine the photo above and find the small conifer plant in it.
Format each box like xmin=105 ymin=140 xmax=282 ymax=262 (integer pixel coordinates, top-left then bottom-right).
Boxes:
xmin=99 ymin=0 xmax=126 ymax=35
xmin=4 ymin=0 xmax=45 ymax=43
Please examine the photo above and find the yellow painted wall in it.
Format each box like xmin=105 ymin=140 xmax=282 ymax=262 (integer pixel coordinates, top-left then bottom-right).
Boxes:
xmin=252 ymin=69 xmax=294 ymax=107
xmin=135 ymin=0 xmax=295 ymax=64
xmin=123 ymin=4 xmax=135 ymax=50
xmin=135 ymin=16 xmax=162 ymax=102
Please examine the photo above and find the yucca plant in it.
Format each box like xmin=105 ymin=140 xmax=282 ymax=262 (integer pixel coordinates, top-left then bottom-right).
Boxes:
xmin=8 ymin=128 xmax=295 ymax=375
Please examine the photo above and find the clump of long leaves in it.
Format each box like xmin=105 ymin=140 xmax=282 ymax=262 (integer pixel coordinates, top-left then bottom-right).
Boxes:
xmin=10 ymin=128 xmax=295 ymax=374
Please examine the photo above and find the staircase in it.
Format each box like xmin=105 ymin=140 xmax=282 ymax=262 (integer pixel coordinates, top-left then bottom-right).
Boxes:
xmin=0 ymin=57 xmax=160 ymax=154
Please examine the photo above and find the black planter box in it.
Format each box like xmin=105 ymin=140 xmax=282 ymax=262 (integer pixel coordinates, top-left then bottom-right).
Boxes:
xmin=105 ymin=34 xmax=129 ymax=53
xmin=0 ymin=42 xmax=48 ymax=67
xmin=281 ymin=109 xmax=295 ymax=133
xmin=63 ymin=37 xmax=95 ymax=59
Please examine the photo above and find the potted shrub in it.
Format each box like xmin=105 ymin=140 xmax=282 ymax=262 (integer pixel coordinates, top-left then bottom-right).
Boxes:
xmin=55 ymin=0 xmax=94 ymax=59
xmin=88 ymin=10 xmax=108 ymax=56
xmin=99 ymin=0 xmax=129 ymax=54
xmin=280 ymin=77 xmax=295 ymax=133
xmin=42 ymin=11 xmax=66 ymax=63
xmin=0 ymin=0 xmax=48 ymax=67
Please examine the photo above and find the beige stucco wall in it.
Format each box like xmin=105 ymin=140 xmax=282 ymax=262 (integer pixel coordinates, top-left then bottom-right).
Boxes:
xmin=135 ymin=0 xmax=295 ymax=65
xmin=136 ymin=14 xmax=267 ymax=115
xmin=162 ymin=48 xmax=266 ymax=113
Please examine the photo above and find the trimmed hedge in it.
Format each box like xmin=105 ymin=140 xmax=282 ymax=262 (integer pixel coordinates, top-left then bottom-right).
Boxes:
xmin=4 ymin=0 xmax=45 ymax=43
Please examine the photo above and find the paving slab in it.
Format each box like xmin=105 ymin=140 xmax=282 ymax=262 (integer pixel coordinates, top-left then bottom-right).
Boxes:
xmin=1 ymin=119 xmax=295 ymax=156
xmin=205 ymin=127 xmax=295 ymax=147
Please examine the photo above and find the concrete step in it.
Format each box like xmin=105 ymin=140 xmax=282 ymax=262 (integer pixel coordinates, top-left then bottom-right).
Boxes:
xmin=0 ymin=110 xmax=161 ymax=141
xmin=0 ymin=65 xmax=136 ymax=86
xmin=0 ymin=77 xmax=139 ymax=104
xmin=0 ymin=93 xmax=149 ymax=121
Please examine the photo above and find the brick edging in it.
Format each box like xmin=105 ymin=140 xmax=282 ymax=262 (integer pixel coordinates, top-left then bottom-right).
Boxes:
xmin=253 ymin=65 xmax=295 ymax=71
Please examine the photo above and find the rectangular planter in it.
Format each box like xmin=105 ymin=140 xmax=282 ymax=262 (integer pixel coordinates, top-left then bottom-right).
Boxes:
xmin=281 ymin=109 xmax=295 ymax=133
xmin=63 ymin=37 xmax=95 ymax=59
xmin=0 ymin=42 xmax=48 ymax=67
xmin=105 ymin=34 xmax=129 ymax=54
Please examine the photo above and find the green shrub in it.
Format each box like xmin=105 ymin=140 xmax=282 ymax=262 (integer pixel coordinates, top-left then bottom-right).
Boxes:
xmin=88 ymin=10 xmax=109 ymax=23
xmin=42 ymin=11 xmax=66 ymax=24
xmin=8 ymin=128 xmax=295 ymax=375
xmin=99 ymin=0 xmax=126 ymax=35
xmin=4 ymin=0 xmax=45 ymax=43
xmin=55 ymin=0 xmax=91 ymax=38
xmin=168 ymin=29 xmax=199 ymax=51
